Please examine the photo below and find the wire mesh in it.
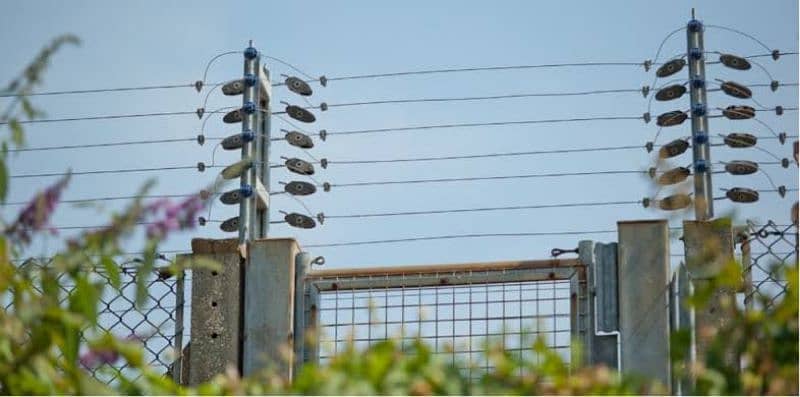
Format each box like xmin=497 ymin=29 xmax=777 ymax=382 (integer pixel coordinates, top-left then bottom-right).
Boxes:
xmin=741 ymin=221 xmax=798 ymax=308
xmin=5 ymin=259 xmax=184 ymax=385
xmin=308 ymin=262 xmax=581 ymax=380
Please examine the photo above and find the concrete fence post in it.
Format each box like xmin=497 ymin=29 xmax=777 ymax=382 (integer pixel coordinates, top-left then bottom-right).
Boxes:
xmin=184 ymin=237 xmax=302 ymax=385
xmin=617 ymin=220 xmax=671 ymax=389
xmin=243 ymin=238 xmax=299 ymax=380
xmin=185 ymin=238 xmax=242 ymax=386
xmin=682 ymin=220 xmax=735 ymax=363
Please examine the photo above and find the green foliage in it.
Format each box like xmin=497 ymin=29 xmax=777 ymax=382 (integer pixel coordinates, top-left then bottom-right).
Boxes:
xmin=0 ymin=34 xmax=80 ymax=204
xmin=678 ymin=261 xmax=799 ymax=395
xmin=0 ymin=36 xmax=797 ymax=396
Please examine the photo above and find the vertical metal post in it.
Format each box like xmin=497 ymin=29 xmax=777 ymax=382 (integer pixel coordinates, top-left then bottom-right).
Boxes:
xmin=293 ymin=252 xmax=312 ymax=375
xmin=172 ymin=269 xmax=185 ymax=384
xmin=686 ymin=10 xmax=714 ymax=220
xmin=239 ymin=41 xmax=259 ymax=244
xmin=256 ymin=63 xmax=272 ymax=238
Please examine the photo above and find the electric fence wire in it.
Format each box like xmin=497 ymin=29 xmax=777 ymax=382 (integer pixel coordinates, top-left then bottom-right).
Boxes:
xmin=3 ymin=51 xmax=795 ymax=99
xmin=8 ymin=133 xmax=794 ymax=181
xmin=322 ymin=170 xmax=646 ymax=188
xmin=299 ymin=116 xmax=646 ymax=139
xmin=4 ymin=193 xmax=197 ymax=206
xmin=9 ymin=164 xmax=224 ymax=179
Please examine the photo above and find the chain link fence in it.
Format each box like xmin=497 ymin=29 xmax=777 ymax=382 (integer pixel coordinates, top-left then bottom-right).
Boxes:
xmin=6 ymin=258 xmax=184 ymax=385
xmin=739 ymin=220 xmax=798 ymax=309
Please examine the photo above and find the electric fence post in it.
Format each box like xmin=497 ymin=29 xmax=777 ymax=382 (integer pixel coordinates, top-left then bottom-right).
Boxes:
xmin=239 ymin=41 xmax=259 ymax=245
xmin=686 ymin=11 xmax=714 ymax=221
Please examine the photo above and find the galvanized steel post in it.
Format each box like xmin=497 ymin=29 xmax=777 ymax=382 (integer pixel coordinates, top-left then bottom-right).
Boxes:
xmin=686 ymin=13 xmax=714 ymax=220
xmin=256 ymin=63 xmax=272 ymax=238
xmin=239 ymin=41 xmax=259 ymax=244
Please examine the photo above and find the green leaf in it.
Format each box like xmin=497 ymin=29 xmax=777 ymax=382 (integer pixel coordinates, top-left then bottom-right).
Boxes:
xmin=68 ymin=276 xmax=99 ymax=326
xmin=39 ymin=269 xmax=60 ymax=301
xmin=20 ymin=98 xmax=39 ymax=120
xmin=8 ymin=118 xmax=24 ymax=147
xmin=63 ymin=325 xmax=80 ymax=365
xmin=101 ymin=256 xmax=121 ymax=290
xmin=0 ymin=158 xmax=8 ymax=203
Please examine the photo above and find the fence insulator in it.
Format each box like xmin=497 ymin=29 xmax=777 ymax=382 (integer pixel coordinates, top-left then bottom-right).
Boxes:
xmin=285 ymin=158 xmax=315 ymax=175
xmin=286 ymin=104 xmax=316 ymax=123
xmin=196 ymin=108 xmax=205 ymax=119
xmin=657 ymin=166 xmax=691 ymax=185
xmin=221 ymin=131 xmax=254 ymax=150
xmin=285 ymin=212 xmax=316 ymax=229
xmin=221 ymin=158 xmax=252 ymax=180
xmin=726 ymin=187 xmax=759 ymax=203
xmin=220 ymin=185 xmax=253 ymax=205
xmin=656 ymin=58 xmax=686 ymax=78
xmin=220 ymin=216 xmax=239 ymax=232
xmin=659 ymin=193 xmax=692 ymax=210
xmin=659 ymin=139 xmax=690 ymax=159
xmin=223 ymin=109 xmax=243 ymax=123
xmin=285 ymin=76 xmax=313 ymax=96
xmin=655 ymin=84 xmax=687 ymax=101
xmin=724 ymin=160 xmax=758 ymax=175
xmin=724 ymin=133 xmax=757 ymax=148
xmin=285 ymin=130 xmax=314 ymax=149
xmin=657 ymin=110 xmax=688 ymax=127
xmin=285 ymin=181 xmax=317 ymax=196
xmin=723 ymin=105 xmax=756 ymax=120
xmin=720 ymin=81 xmax=752 ymax=99
xmin=222 ymin=79 xmax=245 ymax=96
xmin=719 ymin=54 xmax=752 ymax=70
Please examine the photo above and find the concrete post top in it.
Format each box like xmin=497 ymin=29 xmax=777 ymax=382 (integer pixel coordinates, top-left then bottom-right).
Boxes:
xmin=617 ymin=219 xmax=668 ymax=226
xmin=251 ymin=237 xmax=300 ymax=248
xmin=191 ymin=238 xmax=239 ymax=254
xmin=191 ymin=237 xmax=302 ymax=256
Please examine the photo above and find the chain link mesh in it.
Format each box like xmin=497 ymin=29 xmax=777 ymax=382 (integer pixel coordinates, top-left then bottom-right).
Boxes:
xmin=741 ymin=221 xmax=798 ymax=308
xmin=5 ymin=259 xmax=184 ymax=385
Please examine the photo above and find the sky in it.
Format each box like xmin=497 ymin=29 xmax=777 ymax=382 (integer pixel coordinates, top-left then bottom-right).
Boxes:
xmin=1 ymin=0 xmax=798 ymax=270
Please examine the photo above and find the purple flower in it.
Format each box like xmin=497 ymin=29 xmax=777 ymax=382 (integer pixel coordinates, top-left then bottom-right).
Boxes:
xmin=5 ymin=173 xmax=70 ymax=246
xmin=144 ymin=194 xmax=208 ymax=240
xmin=79 ymin=348 xmax=119 ymax=369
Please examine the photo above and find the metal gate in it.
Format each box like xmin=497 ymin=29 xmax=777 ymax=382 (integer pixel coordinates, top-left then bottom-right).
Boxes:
xmin=300 ymin=258 xmax=588 ymax=379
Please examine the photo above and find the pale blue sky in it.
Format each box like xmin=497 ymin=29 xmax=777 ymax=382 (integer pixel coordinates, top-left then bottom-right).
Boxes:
xmin=1 ymin=0 xmax=798 ymax=268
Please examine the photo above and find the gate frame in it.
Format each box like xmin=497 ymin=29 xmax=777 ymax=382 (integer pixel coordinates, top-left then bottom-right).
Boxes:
xmin=295 ymin=258 xmax=589 ymax=370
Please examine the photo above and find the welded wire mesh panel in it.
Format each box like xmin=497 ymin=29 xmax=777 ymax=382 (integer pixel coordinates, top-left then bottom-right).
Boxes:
xmin=6 ymin=259 xmax=184 ymax=385
xmin=742 ymin=221 xmax=798 ymax=308
xmin=313 ymin=270 xmax=576 ymax=380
